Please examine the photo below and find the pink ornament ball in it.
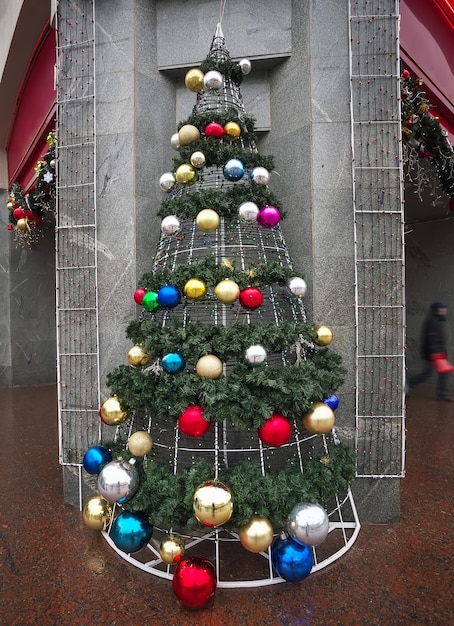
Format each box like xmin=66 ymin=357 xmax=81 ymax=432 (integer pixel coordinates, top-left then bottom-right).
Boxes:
xmin=257 ymin=205 xmax=280 ymax=228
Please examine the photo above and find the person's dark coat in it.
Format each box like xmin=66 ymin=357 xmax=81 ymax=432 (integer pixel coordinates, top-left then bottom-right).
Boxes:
xmin=421 ymin=303 xmax=447 ymax=360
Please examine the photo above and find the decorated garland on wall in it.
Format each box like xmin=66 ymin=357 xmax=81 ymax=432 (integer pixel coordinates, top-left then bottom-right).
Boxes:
xmin=6 ymin=132 xmax=57 ymax=247
xmin=401 ymin=70 xmax=454 ymax=202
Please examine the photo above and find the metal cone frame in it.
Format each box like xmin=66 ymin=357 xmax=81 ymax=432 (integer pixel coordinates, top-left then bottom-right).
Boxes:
xmin=103 ymin=23 xmax=360 ymax=589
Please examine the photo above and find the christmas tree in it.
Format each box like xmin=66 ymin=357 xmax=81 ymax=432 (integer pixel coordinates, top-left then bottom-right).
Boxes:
xmin=82 ymin=25 xmax=359 ymax=605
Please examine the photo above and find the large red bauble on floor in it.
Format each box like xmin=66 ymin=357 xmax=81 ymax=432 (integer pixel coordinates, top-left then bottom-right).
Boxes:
xmin=257 ymin=413 xmax=292 ymax=447
xmin=172 ymin=556 xmax=217 ymax=609
xmin=178 ymin=405 xmax=211 ymax=437
xmin=239 ymin=287 xmax=263 ymax=310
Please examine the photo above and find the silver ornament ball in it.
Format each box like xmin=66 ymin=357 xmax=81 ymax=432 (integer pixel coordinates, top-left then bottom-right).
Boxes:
xmin=161 ymin=215 xmax=180 ymax=236
xmin=287 ymin=502 xmax=330 ymax=547
xmin=245 ymin=344 xmax=267 ymax=366
xmin=159 ymin=172 xmax=176 ymax=191
xmin=239 ymin=58 xmax=252 ymax=75
xmin=97 ymin=459 xmax=140 ymax=504
xmin=250 ymin=167 xmax=270 ymax=185
xmin=238 ymin=201 xmax=259 ymax=221
xmin=203 ymin=70 xmax=223 ymax=90
xmin=170 ymin=133 xmax=180 ymax=150
xmin=287 ymin=277 xmax=307 ymax=297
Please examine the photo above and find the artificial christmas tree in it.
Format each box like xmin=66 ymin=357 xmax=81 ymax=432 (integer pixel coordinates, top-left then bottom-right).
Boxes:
xmin=83 ymin=24 xmax=360 ymax=597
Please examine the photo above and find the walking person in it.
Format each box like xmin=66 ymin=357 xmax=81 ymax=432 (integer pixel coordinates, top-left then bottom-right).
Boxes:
xmin=407 ymin=302 xmax=452 ymax=401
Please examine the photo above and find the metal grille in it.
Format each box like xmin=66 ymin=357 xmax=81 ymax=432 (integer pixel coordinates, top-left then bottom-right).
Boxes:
xmin=349 ymin=1 xmax=406 ymax=477
xmin=55 ymin=0 xmax=100 ymax=475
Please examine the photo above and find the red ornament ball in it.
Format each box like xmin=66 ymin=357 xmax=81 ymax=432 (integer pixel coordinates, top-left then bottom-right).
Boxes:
xmin=402 ymin=69 xmax=410 ymax=79
xmin=133 ymin=288 xmax=146 ymax=305
xmin=239 ymin=287 xmax=263 ymax=310
xmin=258 ymin=413 xmax=292 ymax=447
xmin=449 ymin=197 xmax=454 ymax=212
xmin=172 ymin=556 xmax=217 ymax=609
xmin=178 ymin=405 xmax=210 ymax=437
xmin=205 ymin=122 xmax=224 ymax=139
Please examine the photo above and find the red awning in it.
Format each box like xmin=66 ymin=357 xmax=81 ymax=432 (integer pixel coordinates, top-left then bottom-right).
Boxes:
xmin=6 ymin=25 xmax=56 ymax=191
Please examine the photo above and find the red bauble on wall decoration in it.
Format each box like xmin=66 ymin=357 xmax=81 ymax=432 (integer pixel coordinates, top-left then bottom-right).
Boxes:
xmin=239 ymin=287 xmax=263 ymax=310
xmin=257 ymin=413 xmax=292 ymax=447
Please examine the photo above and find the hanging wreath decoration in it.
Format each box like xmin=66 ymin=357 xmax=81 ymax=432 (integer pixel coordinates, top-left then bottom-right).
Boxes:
xmin=401 ymin=70 xmax=454 ymax=199
xmin=6 ymin=131 xmax=57 ymax=247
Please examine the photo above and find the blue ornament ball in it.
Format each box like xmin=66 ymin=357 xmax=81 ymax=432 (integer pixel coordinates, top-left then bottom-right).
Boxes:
xmin=324 ymin=394 xmax=339 ymax=411
xmin=110 ymin=511 xmax=153 ymax=554
xmin=157 ymin=285 xmax=181 ymax=308
xmin=223 ymin=158 xmax=245 ymax=181
xmin=271 ymin=534 xmax=313 ymax=582
xmin=162 ymin=352 xmax=185 ymax=373
xmin=83 ymin=445 xmax=112 ymax=474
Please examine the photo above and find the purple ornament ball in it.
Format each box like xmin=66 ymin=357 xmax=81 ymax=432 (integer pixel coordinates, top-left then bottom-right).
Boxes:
xmin=257 ymin=205 xmax=280 ymax=228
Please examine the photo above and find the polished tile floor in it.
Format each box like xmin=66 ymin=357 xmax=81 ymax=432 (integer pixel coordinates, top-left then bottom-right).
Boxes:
xmin=1 ymin=383 xmax=453 ymax=625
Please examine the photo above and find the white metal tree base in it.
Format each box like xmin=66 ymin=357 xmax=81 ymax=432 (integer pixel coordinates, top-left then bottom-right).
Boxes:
xmin=102 ymin=488 xmax=360 ymax=588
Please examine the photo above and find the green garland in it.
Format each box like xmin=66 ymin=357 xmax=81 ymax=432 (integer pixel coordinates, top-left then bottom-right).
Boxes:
xmin=199 ymin=57 xmax=244 ymax=86
xmin=107 ymin=349 xmax=345 ymax=427
xmin=157 ymin=185 xmax=282 ymax=219
xmin=126 ymin=319 xmax=315 ymax=359
xmin=101 ymin=443 xmax=356 ymax=528
xmin=178 ymin=108 xmax=255 ymax=134
xmin=140 ymin=256 xmax=294 ymax=291
xmin=174 ymin=138 xmax=274 ymax=171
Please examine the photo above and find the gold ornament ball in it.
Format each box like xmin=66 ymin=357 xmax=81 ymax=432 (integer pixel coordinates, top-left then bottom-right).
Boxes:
xmin=190 ymin=151 xmax=206 ymax=168
xmin=184 ymin=278 xmax=207 ymax=301
xmin=196 ymin=208 xmax=220 ymax=232
xmin=127 ymin=431 xmax=153 ymax=456
xmin=7 ymin=201 xmax=14 ymax=211
xmin=193 ymin=480 xmax=233 ymax=527
xmin=196 ymin=354 xmax=223 ymax=379
xmin=314 ymin=325 xmax=333 ymax=346
xmin=100 ymin=395 xmax=130 ymax=425
xmin=184 ymin=68 xmax=205 ymax=92
xmin=223 ymin=121 xmax=241 ymax=141
xmin=127 ymin=345 xmax=150 ymax=367
xmin=302 ymin=402 xmax=335 ymax=434
xmin=239 ymin=515 xmax=274 ymax=553
xmin=178 ymin=124 xmax=200 ymax=146
xmin=214 ymin=279 xmax=240 ymax=304
xmin=16 ymin=217 xmax=30 ymax=231
xmin=175 ymin=163 xmax=197 ymax=184
xmin=159 ymin=535 xmax=185 ymax=564
xmin=83 ymin=495 xmax=113 ymax=531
